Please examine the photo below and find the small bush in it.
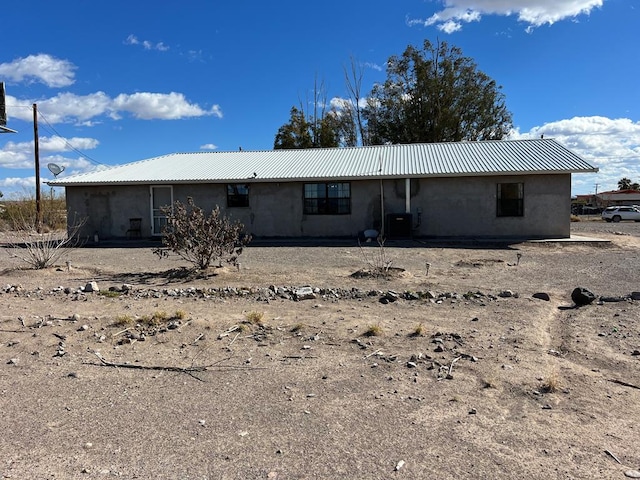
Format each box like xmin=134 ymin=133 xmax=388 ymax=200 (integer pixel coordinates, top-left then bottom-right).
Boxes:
xmin=291 ymin=323 xmax=305 ymax=333
xmin=245 ymin=311 xmax=264 ymax=324
xmin=152 ymin=197 xmax=251 ymax=270
xmin=364 ymin=324 xmax=384 ymax=337
xmin=358 ymin=236 xmax=393 ymax=277
xmin=540 ymin=369 xmax=562 ymax=393
xmin=410 ymin=323 xmax=426 ymax=337
xmin=114 ymin=314 xmax=134 ymax=327
xmin=174 ymin=310 xmax=187 ymax=320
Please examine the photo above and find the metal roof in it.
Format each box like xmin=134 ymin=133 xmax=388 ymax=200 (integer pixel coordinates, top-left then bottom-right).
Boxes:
xmin=48 ymin=139 xmax=598 ymax=186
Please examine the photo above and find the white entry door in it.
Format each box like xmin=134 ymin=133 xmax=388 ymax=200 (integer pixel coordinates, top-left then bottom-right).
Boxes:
xmin=150 ymin=186 xmax=173 ymax=236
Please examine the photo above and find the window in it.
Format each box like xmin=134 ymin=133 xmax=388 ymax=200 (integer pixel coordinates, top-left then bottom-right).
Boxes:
xmin=227 ymin=184 xmax=249 ymax=208
xmin=304 ymin=182 xmax=350 ymax=215
xmin=497 ymin=183 xmax=524 ymax=217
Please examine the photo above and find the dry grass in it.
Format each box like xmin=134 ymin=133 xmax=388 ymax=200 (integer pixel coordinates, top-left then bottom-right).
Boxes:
xmin=245 ymin=311 xmax=264 ymax=325
xmin=540 ymin=369 xmax=562 ymax=393
xmin=409 ymin=322 xmax=426 ymax=337
xmin=364 ymin=324 xmax=384 ymax=337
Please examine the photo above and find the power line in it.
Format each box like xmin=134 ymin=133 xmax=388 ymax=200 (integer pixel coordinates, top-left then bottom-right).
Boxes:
xmin=35 ymin=110 xmax=106 ymax=166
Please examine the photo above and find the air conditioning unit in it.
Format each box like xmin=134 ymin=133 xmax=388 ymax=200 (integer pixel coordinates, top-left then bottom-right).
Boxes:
xmin=386 ymin=213 xmax=412 ymax=238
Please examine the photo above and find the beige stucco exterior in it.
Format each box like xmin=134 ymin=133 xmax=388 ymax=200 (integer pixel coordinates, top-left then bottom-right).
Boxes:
xmin=65 ymin=172 xmax=571 ymax=240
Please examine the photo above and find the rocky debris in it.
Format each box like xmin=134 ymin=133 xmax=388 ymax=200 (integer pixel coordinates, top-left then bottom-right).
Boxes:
xmin=7 ymin=280 xmax=639 ymax=311
xmin=625 ymin=470 xmax=640 ymax=479
xmin=571 ymin=287 xmax=596 ymax=306
xmin=294 ymin=286 xmax=316 ymax=301
xmin=532 ymin=292 xmax=550 ymax=301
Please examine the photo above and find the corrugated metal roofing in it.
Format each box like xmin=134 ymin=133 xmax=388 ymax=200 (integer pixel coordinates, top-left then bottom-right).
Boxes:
xmin=48 ymin=139 xmax=598 ymax=186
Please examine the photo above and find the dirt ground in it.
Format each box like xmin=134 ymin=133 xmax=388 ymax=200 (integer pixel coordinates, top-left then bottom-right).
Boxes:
xmin=1 ymin=221 xmax=639 ymax=480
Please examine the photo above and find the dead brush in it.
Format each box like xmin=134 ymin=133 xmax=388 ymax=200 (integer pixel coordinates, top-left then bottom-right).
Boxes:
xmin=364 ymin=324 xmax=384 ymax=337
xmin=409 ymin=323 xmax=426 ymax=337
xmin=113 ymin=314 xmax=134 ymax=327
xmin=540 ymin=369 xmax=562 ymax=393
xmin=291 ymin=323 xmax=305 ymax=333
xmin=245 ymin=311 xmax=264 ymax=325
xmin=357 ymin=236 xmax=393 ymax=277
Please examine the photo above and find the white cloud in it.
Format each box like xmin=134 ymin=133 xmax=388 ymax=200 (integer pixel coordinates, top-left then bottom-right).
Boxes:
xmin=6 ymin=91 xmax=222 ymax=125
xmin=0 ymin=176 xmax=37 ymax=192
xmin=409 ymin=0 xmax=604 ymax=33
xmin=200 ymin=144 xmax=218 ymax=150
xmin=112 ymin=92 xmax=222 ymax=120
xmin=124 ymin=34 xmax=170 ymax=52
xmin=511 ymin=116 xmax=640 ymax=194
xmin=0 ymin=54 xmax=76 ymax=88
xmin=0 ymin=136 xmax=99 ymax=170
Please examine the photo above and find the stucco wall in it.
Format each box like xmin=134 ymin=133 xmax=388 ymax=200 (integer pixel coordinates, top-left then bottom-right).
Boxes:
xmin=65 ymin=173 xmax=571 ymax=240
xmin=410 ymin=174 xmax=571 ymax=238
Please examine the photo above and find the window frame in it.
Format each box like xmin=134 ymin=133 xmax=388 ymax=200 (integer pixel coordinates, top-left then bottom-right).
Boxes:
xmin=226 ymin=184 xmax=250 ymax=208
xmin=303 ymin=182 xmax=351 ymax=215
xmin=496 ymin=182 xmax=524 ymax=217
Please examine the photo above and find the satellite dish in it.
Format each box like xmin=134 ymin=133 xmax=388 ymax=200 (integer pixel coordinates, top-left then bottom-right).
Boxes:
xmin=47 ymin=163 xmax=65 ymax=178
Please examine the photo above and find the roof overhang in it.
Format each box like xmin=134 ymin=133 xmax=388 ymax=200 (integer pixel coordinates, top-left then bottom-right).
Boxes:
xmin=47 ymin=169 xmax=598 ymax=188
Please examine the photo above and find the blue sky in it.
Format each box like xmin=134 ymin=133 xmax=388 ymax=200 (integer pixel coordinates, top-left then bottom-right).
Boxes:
xmin=1 ymin=0 xmax=638 ymax=196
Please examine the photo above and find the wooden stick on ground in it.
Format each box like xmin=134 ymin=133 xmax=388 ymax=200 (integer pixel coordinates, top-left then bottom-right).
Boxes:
xmin=608 ymin=379 xmax=640 ymax=390
xmin=88 ymin=352 xmax=264 ymax=381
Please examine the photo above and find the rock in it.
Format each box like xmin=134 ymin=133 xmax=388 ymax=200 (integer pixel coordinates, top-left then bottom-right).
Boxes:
xmin=600 ymin=296 xmax=626 ymax=302
xmin=294 ymin=286 xmax=316 ymax=301
xmin=625 ymin=470 xmax=640 ymax=479
xmin=532 ymin=292 xmax=550 ymax=301
xmin=84 ymin=281 xmax=99 ymax=293
xmin=384 ymin=291 xmax=400 ymax=302
xmin=630 ymin=292 xmax=640 ymax=301
xmin=498 ymin=290 xmax=515 ymax=298
xmin=7 ymin=358 xmax=18 ymax=365
xmin=571 ymin=287 xmax=596 ymax=306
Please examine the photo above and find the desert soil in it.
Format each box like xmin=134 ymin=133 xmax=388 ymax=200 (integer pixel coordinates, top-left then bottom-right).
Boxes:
xmin=0 ymin=221 xmax=639 ymax=480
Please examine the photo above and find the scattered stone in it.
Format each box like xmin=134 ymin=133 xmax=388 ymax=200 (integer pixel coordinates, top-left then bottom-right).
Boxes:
xmin=468 ymin=408 xmax=477 ymax=414
xmin=406 ymin=361 xmax=417 ymax=368
xmin=571 ymin=287 xmax=596 ymax=306
xmin=395 ymin=460 xmax=405 ymax=471
xmin=600 ymin=296 xmax=627 ymax=303
xmin=631 ymin=292 xmax=640 ymax=301
xmin=532 ymin=292 xmax=550 ymax=301
xmin=631 ymin=350 xmax=640 ymax=356
xmin=498 ymin=290 xmax=515 ymax=298
xmin=294 ymin=286 xmax=316 ymax=301
xmin=624 ymin=470 xmax=640 ymax=479
xmin=84 ymin=282 xmax=99 ymax=293
xmin=7 ymin=358 xmax=18 ymax=365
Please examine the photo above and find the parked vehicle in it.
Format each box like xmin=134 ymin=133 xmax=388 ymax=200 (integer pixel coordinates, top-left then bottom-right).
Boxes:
xmin=601 ymin=205 xmax=640 ymax=222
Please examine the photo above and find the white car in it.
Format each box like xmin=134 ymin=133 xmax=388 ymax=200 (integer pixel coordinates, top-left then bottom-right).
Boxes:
xmin=601 ymin=205 xmax=640 ymax=222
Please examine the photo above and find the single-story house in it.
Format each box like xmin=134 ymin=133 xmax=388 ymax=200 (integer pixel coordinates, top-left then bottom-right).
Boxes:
xmin=48 ymin=138 xmax=598 ymax=240
xmin=595 ymin=189 xmax=640 ymax=207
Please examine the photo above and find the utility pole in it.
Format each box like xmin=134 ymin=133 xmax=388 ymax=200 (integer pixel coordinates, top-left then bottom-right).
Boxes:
xmin=33 ymin=103 xmax=42 ymax=233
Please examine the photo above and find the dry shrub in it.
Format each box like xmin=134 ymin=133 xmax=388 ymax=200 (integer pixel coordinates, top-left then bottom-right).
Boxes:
xmin=364 ymin=324 xmax=384 ymax=337
xmin=540 ymin=369 xmax=562 ymax=393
